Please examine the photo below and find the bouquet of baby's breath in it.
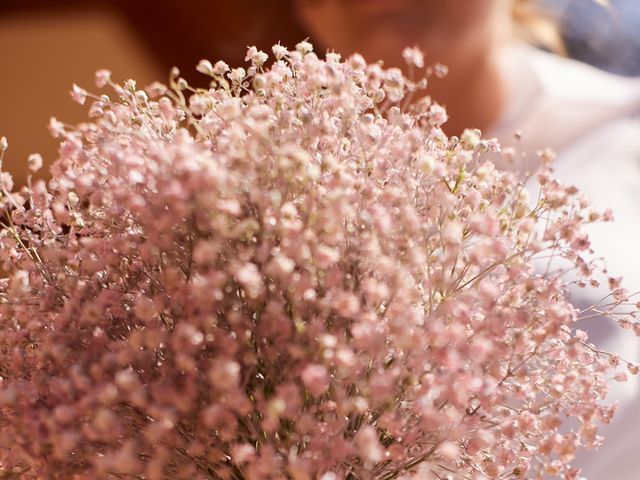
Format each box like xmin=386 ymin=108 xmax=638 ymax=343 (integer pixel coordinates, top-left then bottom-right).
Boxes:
xmin=0 ymin=42 xmax=636 ymax=480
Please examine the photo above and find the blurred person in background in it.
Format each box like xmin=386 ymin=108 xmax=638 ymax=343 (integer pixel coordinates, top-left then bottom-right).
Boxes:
xmin=2 ymin=0 xmax=638 ymax=186
xmin=0 ymin=0 xmax=637 ymax=179
xmin=292 ymin=0 xmax=640 ymax=478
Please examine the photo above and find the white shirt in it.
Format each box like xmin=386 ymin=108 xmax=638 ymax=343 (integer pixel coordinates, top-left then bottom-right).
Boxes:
xmin=489 ymin=44 xmax=640 ymax=479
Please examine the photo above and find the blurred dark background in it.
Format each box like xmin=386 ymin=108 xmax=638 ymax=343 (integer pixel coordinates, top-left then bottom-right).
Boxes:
xmin=542 ymin=0 xmax=640 ymax=75
xmin=1 ymin=0 xmax=638 ymax=186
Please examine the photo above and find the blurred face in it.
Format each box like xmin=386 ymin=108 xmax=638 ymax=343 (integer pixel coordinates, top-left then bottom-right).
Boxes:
xmin=293 ymin=0 xmax=511 ymax=71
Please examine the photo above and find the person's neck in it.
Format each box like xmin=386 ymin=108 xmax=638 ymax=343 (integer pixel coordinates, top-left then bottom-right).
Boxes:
xmin=427 ymin=46 xmax=508 ymax=138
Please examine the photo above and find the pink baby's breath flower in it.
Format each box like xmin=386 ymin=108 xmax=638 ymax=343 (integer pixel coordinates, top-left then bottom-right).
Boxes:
xmin=133 ymin=295 xmax=156 ymax=321
xmin=603 ymin=208 xmax=615 ymax=221
xmin=295 ymin=40 xmax=313 ymax=55
xmin=429 ymin=103 xmax=448 ymax=125
xmin=245 ymin=46 xmax=269 ymax=67
xmin=356 ymin=426 xmax=385 ymax=463
xmin=614 ymin=372 xmax=628 ymax=382
xmin=272 ymin=43 xmax=289 ymax=60
xmin=231 ymin=443 xmax=256 ymax=465
xmin=442 ymin=219 xmax=464 ymax=246
xmin=315 ymin=244 xmax=340 ymax=269
xmin=235 ymin=262 xmax=264 ymax=299
xmin=348 ymin=53 xmax=367 ymax=71
xmin=212 ymin=59 xmax=230 ymax=76
xmin=438 ymin=441 xmax=460 ymax=461
xmin=208 ymin=359 xmax=241 ymax=391
xmin=145 ymin=81 xmax=167 ymax=98
xmin=196 ymin=59 xmax=214 ymax=76
xmin=267 ymin=254 xmax=296 ymax=281
xmin=123 ymin=78 xmax=137 ymax=92
xmin=0 ymin=41 xmax=632 ymax=480
xmin=0 ymin=171 xmax=13 ymax=191
xmin=8 ymin=270 xmax=29 ymax=295
xmin=229 ymin=67 xmax=246 ymax=83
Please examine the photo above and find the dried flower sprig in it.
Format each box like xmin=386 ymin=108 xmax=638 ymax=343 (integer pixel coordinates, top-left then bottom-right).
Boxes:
xmin=0 ymin=43 xmax=636 ymax=480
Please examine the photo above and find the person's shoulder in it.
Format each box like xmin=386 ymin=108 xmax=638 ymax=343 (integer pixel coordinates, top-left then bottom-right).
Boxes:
xmin=492 ymin=43 xmax=640 ymax=166
xmin=517 ymin=44 xmax=640 ymax=109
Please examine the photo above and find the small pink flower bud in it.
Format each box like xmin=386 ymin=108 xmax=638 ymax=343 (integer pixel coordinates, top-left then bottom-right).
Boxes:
xmin=614 ymin=372 xmax=628 ymax=382
xmin=402 ymin=46 xmax=424 ymax=68
xmin=196 ymin=59 xmax=214 ymax=76
xmin=48 ymin=117 xmax=64 ymax=138
xmin=301 ymin=364 xmax=330 ymax=397
xmin=27 ymin=153 xmax=43 ymax=172
xmin=95 ymin=69 xmax=111 ymax=88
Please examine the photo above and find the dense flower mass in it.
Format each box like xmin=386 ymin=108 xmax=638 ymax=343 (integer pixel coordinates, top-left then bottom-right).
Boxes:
xmin=0 ymin=43 xmax=637 ymax=479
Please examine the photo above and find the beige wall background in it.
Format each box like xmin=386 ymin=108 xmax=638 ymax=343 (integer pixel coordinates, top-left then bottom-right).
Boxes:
xmin=0 ymin=7 xmax=161 ymax=186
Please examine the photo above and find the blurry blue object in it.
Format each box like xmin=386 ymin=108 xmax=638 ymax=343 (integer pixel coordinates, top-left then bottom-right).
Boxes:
xmin=542 ymin=0 xmax=640 ymax=76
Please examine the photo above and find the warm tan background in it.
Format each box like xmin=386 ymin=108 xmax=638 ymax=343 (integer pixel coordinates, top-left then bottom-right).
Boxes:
xmin=0 ymin=0 xmax=304 ymax=187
